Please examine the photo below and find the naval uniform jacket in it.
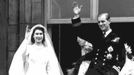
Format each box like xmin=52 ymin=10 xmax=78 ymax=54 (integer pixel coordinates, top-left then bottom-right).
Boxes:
xmin=87 ymin=31 xmax=125 ymax=71
xmin=72 ymin=17 xmax=125 ymax=75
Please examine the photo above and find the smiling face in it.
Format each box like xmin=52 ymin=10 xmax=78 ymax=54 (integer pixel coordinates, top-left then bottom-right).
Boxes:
xmin=33 ymin=29 xmax=44 ymax=44
xmin=31 ymin=27 xmax=45 ymax=44
xmin=98 ymin=13 xmax=111 ymax=32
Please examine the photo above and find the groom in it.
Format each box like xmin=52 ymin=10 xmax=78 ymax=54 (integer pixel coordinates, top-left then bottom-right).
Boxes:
xmin=71 ymin=4 xmax=126 ymax=75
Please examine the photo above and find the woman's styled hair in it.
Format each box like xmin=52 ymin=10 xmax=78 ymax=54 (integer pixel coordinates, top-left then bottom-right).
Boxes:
xmin=31 ymin=26 xmax=45 ymax=44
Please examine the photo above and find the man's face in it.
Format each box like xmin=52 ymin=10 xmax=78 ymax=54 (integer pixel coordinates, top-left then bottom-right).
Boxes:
xmin=98 ymin=14 xmax=110 ymax=32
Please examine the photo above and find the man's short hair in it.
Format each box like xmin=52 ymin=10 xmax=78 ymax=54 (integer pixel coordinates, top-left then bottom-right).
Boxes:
xmin=98 ymin=13 xmax=110 ymax=21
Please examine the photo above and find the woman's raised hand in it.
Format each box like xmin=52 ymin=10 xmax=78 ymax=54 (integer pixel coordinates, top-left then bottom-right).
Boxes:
xmin=25 ymin=25 xmax=30 ymax=39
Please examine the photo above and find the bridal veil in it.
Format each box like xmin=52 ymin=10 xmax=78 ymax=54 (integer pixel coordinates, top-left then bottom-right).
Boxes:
xmin=9 ymin=24 xmax=64 ymax=75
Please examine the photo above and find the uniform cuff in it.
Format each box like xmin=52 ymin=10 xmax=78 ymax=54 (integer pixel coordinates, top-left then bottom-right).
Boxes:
xmin=71 ymin=17 xmax=81 ymax=25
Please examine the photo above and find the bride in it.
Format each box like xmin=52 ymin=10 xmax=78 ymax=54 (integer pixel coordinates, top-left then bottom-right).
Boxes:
xmin=119 ymin=43 xmax=134 ymax=75
xmin=9 ymin=24 xmax=64 ymax=75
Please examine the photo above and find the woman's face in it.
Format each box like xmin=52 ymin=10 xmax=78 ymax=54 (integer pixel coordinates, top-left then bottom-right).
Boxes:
xmin=33 ymin=29 xmax=44 ymax=44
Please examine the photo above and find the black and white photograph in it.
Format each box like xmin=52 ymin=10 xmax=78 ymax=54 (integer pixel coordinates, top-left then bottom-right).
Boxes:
xmin=0 ymin=0 xmax=134 ymax=75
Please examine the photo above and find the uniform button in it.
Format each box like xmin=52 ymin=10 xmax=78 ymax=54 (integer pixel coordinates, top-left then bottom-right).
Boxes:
xmin=95 ymin=62 xmax=97 ymax=64
xmin=104 ymin=55 xmax=106 ymax=57
xmin=95 ymin=57 xmax=97 ymax=60
xmin=102 ymin=63 xmax=105 ymax=65
xmin=103 ymin=59 xmax=106 ymax=61
xmin=105 ymin=51 xmax=107 ymax=53
xmin=96 ymin=53 xmax=98 ymax=55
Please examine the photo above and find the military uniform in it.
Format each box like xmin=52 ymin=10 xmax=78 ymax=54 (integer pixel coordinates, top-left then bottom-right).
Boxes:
xmin=72 ymin=17 xmax=125 ymax=75
xmin=85 ymin=31 xmax=125 ymax=75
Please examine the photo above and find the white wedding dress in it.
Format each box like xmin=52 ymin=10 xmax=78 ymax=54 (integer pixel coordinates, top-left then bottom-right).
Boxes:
xmin=9 ymin=24 xmax=63 ymax=75
xmin=119 ymin=55 xmax=134 ymax=75
xmin=26 ymin=45 xmax=50 ymax=75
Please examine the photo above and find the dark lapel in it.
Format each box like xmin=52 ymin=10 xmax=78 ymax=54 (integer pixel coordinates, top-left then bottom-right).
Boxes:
xmin=104 ymin=31 xmax=114 ymax=43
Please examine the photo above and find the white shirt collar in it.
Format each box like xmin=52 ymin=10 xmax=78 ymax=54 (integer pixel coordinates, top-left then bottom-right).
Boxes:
xmin=104 ymin=29 xmax=112 ymax=37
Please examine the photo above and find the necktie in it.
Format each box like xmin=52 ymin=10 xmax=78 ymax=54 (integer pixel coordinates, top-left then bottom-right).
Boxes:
xmin=103 ymin=32 xmax=106 ymax=37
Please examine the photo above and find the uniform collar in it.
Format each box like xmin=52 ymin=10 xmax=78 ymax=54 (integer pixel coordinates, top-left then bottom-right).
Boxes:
xmin=104 ymin=29 xmax=112 ymax=38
